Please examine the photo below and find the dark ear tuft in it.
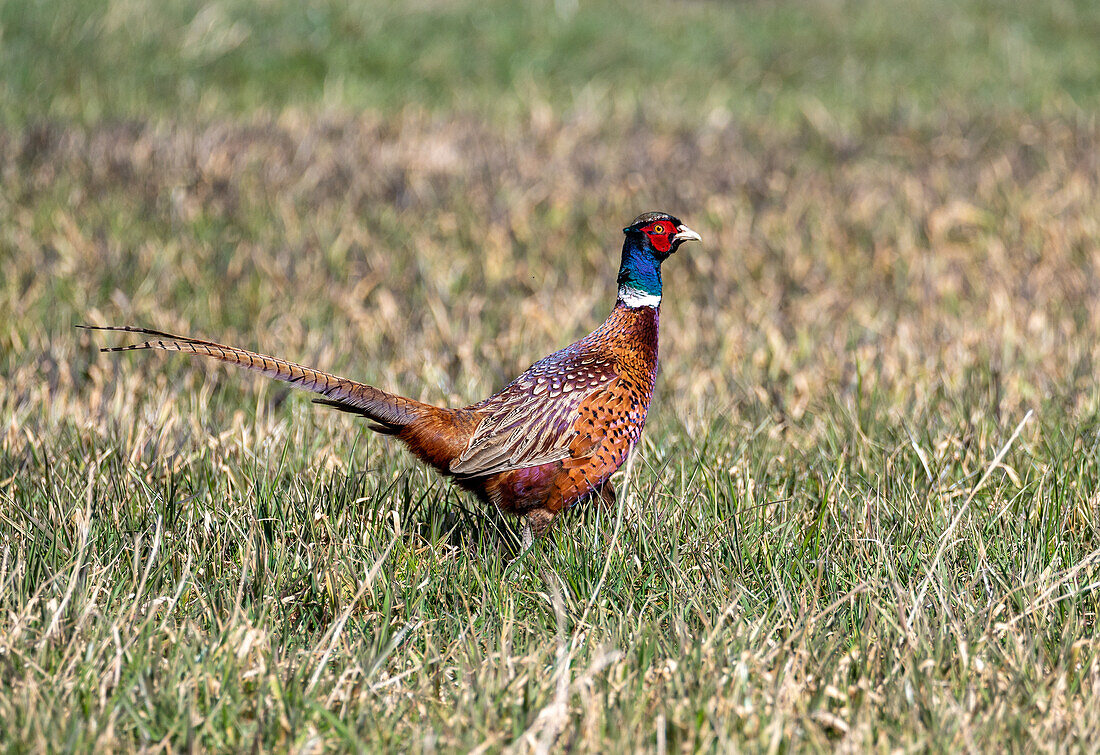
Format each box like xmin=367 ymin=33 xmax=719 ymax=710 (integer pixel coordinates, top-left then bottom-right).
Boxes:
xmin=626 ymin=211 xmax=680 ymax=232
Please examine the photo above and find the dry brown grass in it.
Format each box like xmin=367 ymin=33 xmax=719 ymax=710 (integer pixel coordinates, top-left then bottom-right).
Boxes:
xmin=5 ymin=112 xmax=1100 ymax=425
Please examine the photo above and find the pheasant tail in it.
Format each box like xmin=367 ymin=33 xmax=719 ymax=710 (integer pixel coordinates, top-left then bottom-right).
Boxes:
xmin=78 ymin=325 xmax=425 ymax=433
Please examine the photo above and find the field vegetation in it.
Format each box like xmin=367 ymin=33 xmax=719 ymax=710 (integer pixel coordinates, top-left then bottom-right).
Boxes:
xmin=3 ymin=0 xmax=1100 ymax=750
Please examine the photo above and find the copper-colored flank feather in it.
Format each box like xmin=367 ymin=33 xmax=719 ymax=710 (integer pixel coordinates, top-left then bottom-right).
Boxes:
xmin=84 ymin=213 xmax=700 ymax=539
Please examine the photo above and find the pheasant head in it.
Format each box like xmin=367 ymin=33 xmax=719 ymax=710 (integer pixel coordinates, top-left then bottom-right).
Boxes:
xmin=617 ymin=212 xmax=701 ymax=308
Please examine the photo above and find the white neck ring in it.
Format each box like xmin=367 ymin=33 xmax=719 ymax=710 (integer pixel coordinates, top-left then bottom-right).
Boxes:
xmin=618 ymin=286 xmax=661 ymax=308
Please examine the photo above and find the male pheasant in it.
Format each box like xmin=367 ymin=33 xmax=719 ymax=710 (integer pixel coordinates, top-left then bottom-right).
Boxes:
xmin=84 ymin=212 xmax=700 ymax=538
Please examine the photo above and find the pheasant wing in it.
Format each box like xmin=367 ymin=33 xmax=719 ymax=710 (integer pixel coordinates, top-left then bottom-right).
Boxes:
xmin=449 ymin=352 xmax=618 ymax=476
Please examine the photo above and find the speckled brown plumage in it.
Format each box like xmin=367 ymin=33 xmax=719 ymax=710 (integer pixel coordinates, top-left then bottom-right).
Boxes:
xmin=454 ymin=302 xmax=660 ymax=531
xmin=83 ymin=212 xmax=700 ymax=538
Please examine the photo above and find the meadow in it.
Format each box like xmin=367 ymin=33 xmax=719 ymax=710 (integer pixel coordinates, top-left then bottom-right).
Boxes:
xmin=3 ymin=0 xmax=1100 ymax=750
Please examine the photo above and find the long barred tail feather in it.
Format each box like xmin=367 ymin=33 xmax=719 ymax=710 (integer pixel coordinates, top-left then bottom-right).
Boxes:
xmin=78 ymin=324 xmax=425 ymax=432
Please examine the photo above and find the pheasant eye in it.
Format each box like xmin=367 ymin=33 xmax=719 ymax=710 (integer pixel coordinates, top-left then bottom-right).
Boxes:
xmin=651 ymin=224 xmax=664 ymax=234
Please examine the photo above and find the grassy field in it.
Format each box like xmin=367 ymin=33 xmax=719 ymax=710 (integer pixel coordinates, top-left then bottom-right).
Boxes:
xmin=3 ymin=0 xmax=1100 ymax=750
xmin=4 ymin=0 xmax=1100 ymax=128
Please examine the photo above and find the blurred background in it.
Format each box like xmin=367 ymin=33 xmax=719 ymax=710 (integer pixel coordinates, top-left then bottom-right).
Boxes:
xmin=4 ymin=0 xmax=1099 ymax=419
xmin=4 ymin=0 xmax=1100 ymax=749
xmin=3 ymin=0 xmax=1097 ymax=126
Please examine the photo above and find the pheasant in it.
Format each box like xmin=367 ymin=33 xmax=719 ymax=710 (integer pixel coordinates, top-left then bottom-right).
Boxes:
xmin=83 ymin=212 xmax=700 ymax=539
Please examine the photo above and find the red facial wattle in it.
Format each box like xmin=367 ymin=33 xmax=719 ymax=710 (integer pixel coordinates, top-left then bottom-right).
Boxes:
xmin=644 ymin=223 xmax=673 ymax=253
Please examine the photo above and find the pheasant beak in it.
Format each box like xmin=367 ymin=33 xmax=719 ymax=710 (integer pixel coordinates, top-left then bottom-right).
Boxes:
xmin=672 ymin=225 xmax=702 ymax=246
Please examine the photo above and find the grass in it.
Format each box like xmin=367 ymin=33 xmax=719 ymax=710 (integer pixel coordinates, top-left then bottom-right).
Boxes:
xmin=3 ymin=0 xmax=1100 ymax=129
xmin=3 ymin=0 xmax=1100 ymax=751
